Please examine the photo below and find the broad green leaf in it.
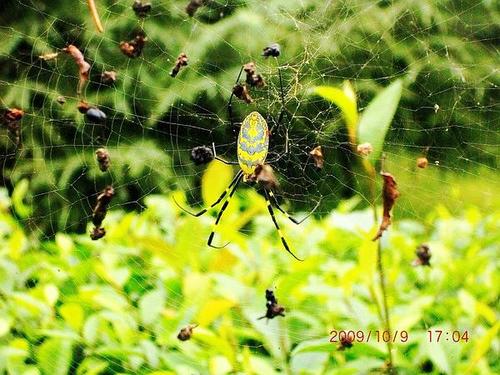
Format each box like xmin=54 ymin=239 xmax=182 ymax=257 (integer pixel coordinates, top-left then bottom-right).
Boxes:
xmin=467 ymin=321 xmax=500 ymax=371
xmin=201 ymin=160 xmax=234 ymax=206
xmin=357 ymin=80 xmax=403 ymax=163
xmin=196 ymin=298 xmax=235 ymax=326
xmin=311 ymin=82 xmax=358 ymax=143
xmin=36 ymin=338 xmax=73 ymax=375
xmin=59 ymin=303 xmax=85 ymax=332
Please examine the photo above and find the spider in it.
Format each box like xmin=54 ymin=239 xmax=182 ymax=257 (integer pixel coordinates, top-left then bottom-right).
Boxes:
xmin=175 ymin=47 xmax=319 ymax=260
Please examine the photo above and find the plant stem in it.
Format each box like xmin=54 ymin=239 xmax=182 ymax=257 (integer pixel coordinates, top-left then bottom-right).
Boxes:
xmin=377 ymin=238 xmax=395 ymax=373
xmin=366 ymin=160 xmax=395 ymax=373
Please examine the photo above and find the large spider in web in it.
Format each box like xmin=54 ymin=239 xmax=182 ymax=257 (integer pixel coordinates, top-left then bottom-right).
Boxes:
xmin=175 ymin=45 xmax=319 ymax=260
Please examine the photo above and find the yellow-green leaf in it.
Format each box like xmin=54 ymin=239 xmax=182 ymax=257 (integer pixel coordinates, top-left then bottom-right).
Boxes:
xmin=311 ymin=82 xmax=358 ymax=144
xmin=357 ymin=80 xmax=403 ymax=163
xmin=201 ymin=160 xmax=234 ymax=206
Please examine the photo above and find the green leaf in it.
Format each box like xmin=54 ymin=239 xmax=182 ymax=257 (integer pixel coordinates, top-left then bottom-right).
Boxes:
xmin=201 ymin=160 xmax=234 ymax=206
xmin=36 ymin=338 xmax=73 ymax=375
xmin=139 ymin=289 xmax=166 ymax=326
xmin=290 ymin=337 xmax=333 ymax=356
xmin=357 ymin=80 xmax=403 ymax=163
xmin=311 ymin=82 xmax=358 ymax=143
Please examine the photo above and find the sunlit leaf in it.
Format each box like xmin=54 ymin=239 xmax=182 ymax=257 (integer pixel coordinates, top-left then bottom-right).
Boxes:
xmin=311 ymin=82 xmax=358 ymax=143
xmin=202 ymin=160 xmax=234 ymax=206
xmin=36 ymin=338 xmax=73 ymax=375
xmin=357 ymin=80 xmax=403 ymax=163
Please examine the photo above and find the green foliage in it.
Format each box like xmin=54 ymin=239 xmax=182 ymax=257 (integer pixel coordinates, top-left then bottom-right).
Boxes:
xmin=0 ymin=0 xmax=498 ymax=233
xmin=0 ymin=187 xmax=498 ymax=374
xmin=356 ymin=80 xmax=403 ymax=164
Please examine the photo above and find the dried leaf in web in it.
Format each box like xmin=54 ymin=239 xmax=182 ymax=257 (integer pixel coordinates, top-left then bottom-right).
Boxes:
xmin=373 ymin=172 xmax=400 ymax=241
xmin=62 ymin=45 xmax=91 ymax=95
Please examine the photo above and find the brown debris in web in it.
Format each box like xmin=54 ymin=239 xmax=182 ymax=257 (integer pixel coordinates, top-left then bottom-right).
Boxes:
xmin=177 ymin=324 xmax=198 ymax=341
xmin=309 ymin=146 xmax=324 ymax=169
xmin=372 ymin=171 xmax=400 ymax=241
xmin=412 ymin=244 xmax=431 ymax=266
xmin=120 ymin=33 xmax=147 ymax=58
xmin=2 ymin=108 xmax=24 ymax=150
xmin=170 ymin=52 xmax=188 ymax=77
xmin=95 ymin=148 xmax=111 ymax=172
xmin=62 ymin=45 xmax=91 ymax=96
xmin=101 ymin=70 xmax=117 ymax=84
xmin=185 ymin=0 xmax=208 ymax=17
xmin=258 ymin=289 xmax=285 ymax=321
xmin=90 ymin=186 xmax=114 ymax=240
xmin=232 ymin=83 xmax=253 ymax=103
xmin=244 ymin=62 xmax=265 ymax=88
xmin=246 ymin=164 xmax=279 ymax=190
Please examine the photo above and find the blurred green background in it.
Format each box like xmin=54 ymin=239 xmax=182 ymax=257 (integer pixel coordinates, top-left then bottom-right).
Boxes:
xmin=0 ymin=0 xmax=498 ymax=374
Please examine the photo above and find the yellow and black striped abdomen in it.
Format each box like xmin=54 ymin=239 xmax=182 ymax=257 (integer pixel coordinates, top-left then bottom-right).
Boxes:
xmin=237 ymin=111 xmax=269 ymax=175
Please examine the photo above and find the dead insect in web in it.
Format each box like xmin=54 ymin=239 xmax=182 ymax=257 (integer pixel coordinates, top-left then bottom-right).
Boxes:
xmin=62 ymin=45 xmax=91 ymax=96
xmin=246 ymin=164 xmax=279 ymax=191
xmin=412 ymin=244 xmax=431 ymax=267
xmin=191 ymin=145 xmax=214 ymax=165
xmin=90 ymin=185 xmax=114 ymax=240
xmin=170 ymin=52 xmax=188 ymax=78
xmin=120 ymin=33 xmax=147 ymax=58
xmin=309 ymin=146 xmax=324 ymax=169
xmin=101 ymin=70 xmax=117 ymax=84
xmin=258 ymin=289 xmax=285 ymax=321
xmin=372 ymin=171 xmax=400 ymax=241
xmin=3 ymin=108 xmax=24 ymax=150
xmin=416 ymin=157 xmax=428 ymax=169
xmin=356 ymin=142 xmax=373 ymax=157
xmin=232 ymin=83 xmax=253 ymax=104
xmin=56 ymin=96 xmax=66 ymax=105
xmin=132 ymin=0 xmax=152 ymax=17
xmin=4 ymin=108 xmax=24 ymax=122
xmin=338 ymin=334 xmax=354 ymax=351
xmin=416 ymin=146 xmax=430 ymax=169
xmin=262 ymin=43 xmax=280 ymax=58
xmin=244 ymin=62 xmax=265 ymax=88
xmin=96 ymin=148 xmax=111 ymax=172
xmin=77 ymin=101 xmax=107 ymax=123
xmin=177 ymin=324 xmax=198 ymax=341
xmin=185 ymin=0 xmax=207 ymax=17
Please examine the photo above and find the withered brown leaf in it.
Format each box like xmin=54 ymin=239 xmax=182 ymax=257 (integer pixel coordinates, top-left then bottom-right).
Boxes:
xmin=373 ymin=172 xmax=400 ymax=241
xmin=309 ymin=146 xmax=324 ymax=169
xmin=63 ymin=45 xmax=91 ymax=95
xmin=170 ymin=52 xmax=188 ymax=77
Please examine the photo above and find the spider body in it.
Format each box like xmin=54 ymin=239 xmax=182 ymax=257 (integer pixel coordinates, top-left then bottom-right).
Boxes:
xmin=175 ymin=51 xmax=320 ymax=260
xmin=237 ymin=111 xmax=269 ymax=176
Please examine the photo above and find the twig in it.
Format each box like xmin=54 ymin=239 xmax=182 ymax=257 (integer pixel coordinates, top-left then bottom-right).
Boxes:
xmin=365 ymin=158 xmax=395 ymax=373
xmin=87 ymin=0 xmax=104 ymax=33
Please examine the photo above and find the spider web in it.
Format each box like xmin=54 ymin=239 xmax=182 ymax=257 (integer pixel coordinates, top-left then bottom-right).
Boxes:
xmin=0 ymin=0 xmax=498 ymax=373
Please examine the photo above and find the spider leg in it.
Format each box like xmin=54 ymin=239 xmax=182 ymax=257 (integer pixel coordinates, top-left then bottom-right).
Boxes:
xmin=212 ymin=142 xmax=239 ymax=165
xmin=267 ymin=190 xmax=320 ymax=225
xmin=263 ymin=189 xmax=303 ymax=261
xmin=207 ymin=172 xmax=242 ymax=249
xmin=173 ymin=170 xmax=243 ymax=217
xmin=227 ymin=65 xmax=245 ymax=129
